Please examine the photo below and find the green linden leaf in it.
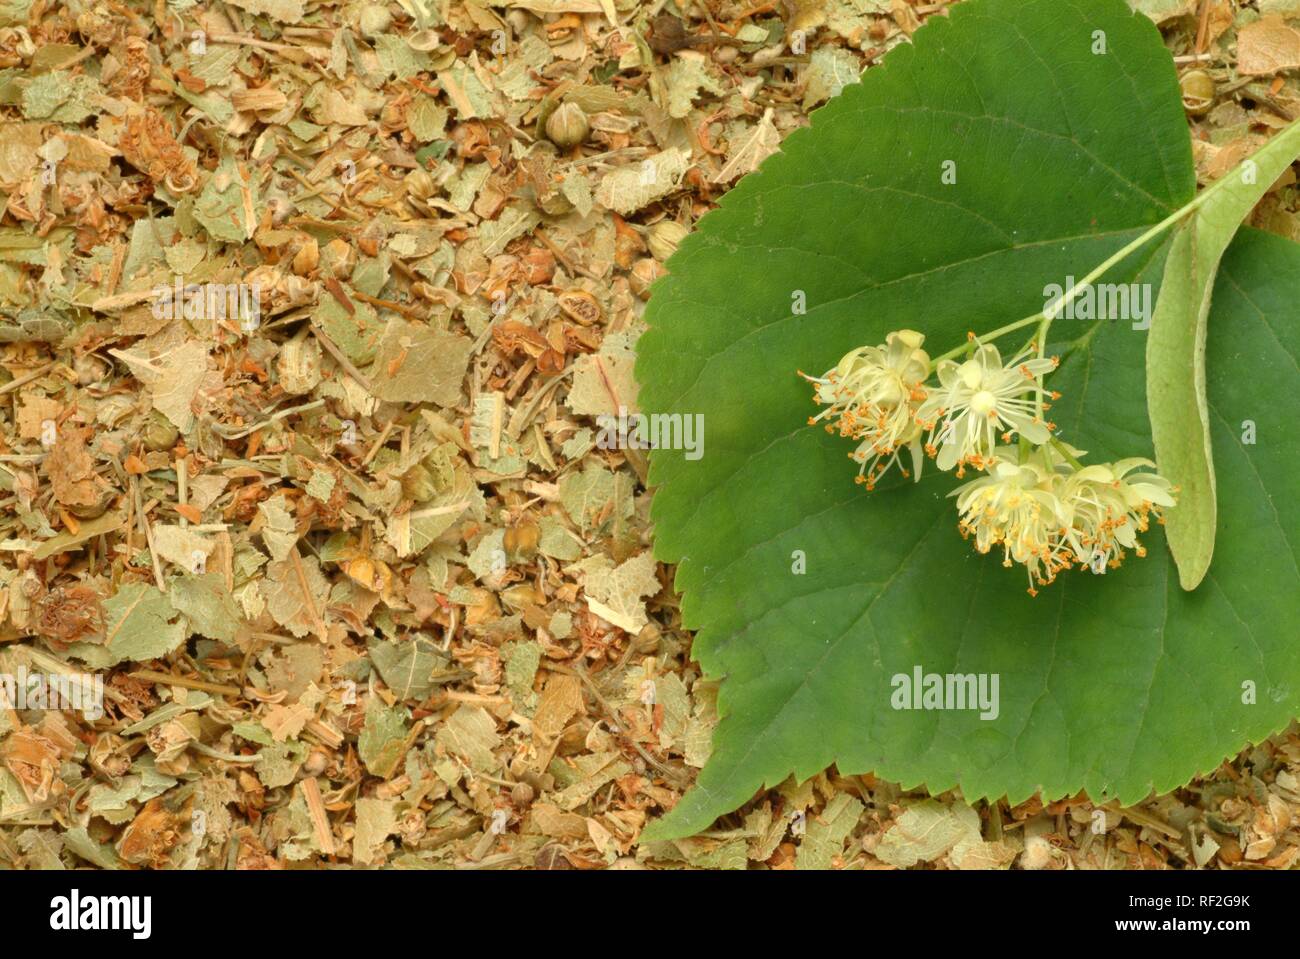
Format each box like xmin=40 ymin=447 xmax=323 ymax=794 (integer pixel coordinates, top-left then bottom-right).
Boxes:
xmin=1147 ymin=118 xmax=1300 ymax=590
xmin=636 ymin=0 xmax=1300 ymax=840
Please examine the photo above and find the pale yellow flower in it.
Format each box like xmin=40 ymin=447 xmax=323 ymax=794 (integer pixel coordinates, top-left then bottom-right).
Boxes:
xmin=950 ymin=448 xmax=1073 ymax=595
xmin=802 ymin=330 xmax=930 ymax=490
xmin=1057 ymin=458 xmax=1177 ymax=571
xmin=916 ymin=341 xmax=1058 ymax=474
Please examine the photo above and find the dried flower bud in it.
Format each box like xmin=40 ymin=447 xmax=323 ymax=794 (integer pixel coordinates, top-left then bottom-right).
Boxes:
xmin=545 ymin=102 xmax=590 ymax=150
xmin=629 ymin=257 xmax=663 ymax=299
xmin=277 ymin=334 xmax=322 ymax=395
xmin=74 ymin=353 xmax=108 ymax=386
xmin=321 ymin=237 xmax=356 ymax=279
xmin=292 ymin=236 xmax=319 ymax=276
xmin=357 ymin=223 xmax=386 ymax=258
xmin=265 ymin=191 xmax=294 ymax=227
xmin=503 ymin=518 xmax=540 ymax=560
xmin=358 ymin=5 xmax=392 ymax=37
xmin=406 ymin=168 xmax=436 ymax=201
xmin=302 ymin=749 xmax=329 ymax=776
xmin=647 ymin=220 xmax=688 ymax=261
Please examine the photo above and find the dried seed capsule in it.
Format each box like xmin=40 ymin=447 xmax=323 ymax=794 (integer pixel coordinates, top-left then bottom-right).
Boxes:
xmin=142 ymin=411 xmax=179 ymax=452
xmin=511 ymin=782 xmax=535 ymax=806
xmin=545 ymin=102 xmax=590 ymax=150
xmin=556 ymin=288 xmax=602 ymax=325
xmin=1180 ymin=70 xmax=1215 ymax=116
xmin=69 ymin=490 xmax=113 ymax=520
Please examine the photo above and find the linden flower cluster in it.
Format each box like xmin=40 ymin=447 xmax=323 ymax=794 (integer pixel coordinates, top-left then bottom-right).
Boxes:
xmin=802 ymin=330 xmax=1177 ymax=595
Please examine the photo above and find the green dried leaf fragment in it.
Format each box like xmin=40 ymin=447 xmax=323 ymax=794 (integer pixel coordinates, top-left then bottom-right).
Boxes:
xmin=169 ymin=572 xmax=241 ymax=643
xmin=225 ymin=0 xmax=304 ymax=22
xmin=369 ymin=635 xmax=446 ymax=701
xmin=408 ymin=95 xmax=449 ymax=142
xmin=62 ymin=826 xmax=123 ymax=869
xmin=537 ymin=514 xmax=582 ymax=561
xmin=33 ymin=509 xmax=125 ymax=560
xmin=193 ymin=154 xmax=256 ymax=244
xmin=256 ymin=740 xmax=309 ymax=789
xmin=263 ymin=554 xmax=329 ymax=638
xmin=478 ymin=204 xmax=541 ymax=257
xmin=369 ymin=319 xmax=472 ymax=407
xmin=1127 ymin=0 xmax=1197 ymax=22
xmin=873 ymin=800 xmax=1012 ymax=869
xmin=305 ymin=469 xmax=336 ymax=503
xmin=314 ymin=297 xmax=381 ymax=366
xmin=467 ymin=529 xmax=506 ymax=582
xmin=102 ymin=582 xmax=186 ymax=664
xmin=257 ymin=496 xmax=299 ymax=562
xmin=353 ymin=797 xmax=399 ymax=864
xmin=796 ymin=793 xmax=864 ymax=870
xmin=576 ymin=550 xmax=659 ymax=634
xmin=801 ymin=47 xmax=861 ymax=110
xmin=15 ymin=828 xmax=65 ymax=869
xmin=567 ymin=341 xmax=639 ymax=418
xmin=110 ymin=341 xmax=211 ymax=433
xmin=503 ymin=640 xmax=541 ymax=706
xmin=373 ymin=34 xmax=433 ymax=79
xmin=21 ymin=71 xmax=99 ymax=122
xmin=189 ymin=46 xmax=243 ymax=86
xmin=595 ymin=148 xmax=690 ymax=216
xmin=434 ymin=705 xmax=500 ymax=773
xmin=558 ymin=463 xmax=630 ymax=533
xmin=658 ymin=51 xmax=724 ymax=119
xmin=436 ymin=62 xmax=494 ymax=119
xmin=358 ymin=698 xmax=410 ymax=778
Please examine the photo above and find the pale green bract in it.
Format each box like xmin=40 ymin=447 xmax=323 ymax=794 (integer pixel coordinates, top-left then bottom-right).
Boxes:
xmin=1147 ymin=118 xmax=1300 ymax=590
